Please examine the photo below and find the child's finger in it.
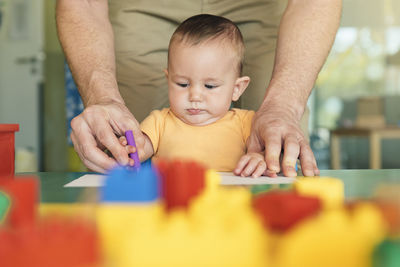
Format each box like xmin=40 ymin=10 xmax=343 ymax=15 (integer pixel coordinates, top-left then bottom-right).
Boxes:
xmin=252 ymin=161 xmax=267 ymax=178
xmin=234 ymin=154 xmax=251 ymax=175
xmin=119 ymin=136 xmax=128 ymax=146
xmin=123 ymin=145 xmax=136 ymax=166
xmin=126 ymin=145 xmax=136 ymax=154
xmin=241 ymin=158 xmax=261 ymax=177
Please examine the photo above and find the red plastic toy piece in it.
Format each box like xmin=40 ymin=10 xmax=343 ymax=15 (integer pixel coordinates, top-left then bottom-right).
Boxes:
xmin=155 ymin=159 xmax=205 ymax=211
xmin=0 ymin=176 xmax=38 ymax=227
xmin=0 ymin=216 xmax=99 ymax=267
xmin=0 ymin=124 xmax=19 ymax=177
xmin=253 ymin=190 xmax=321 ymax=232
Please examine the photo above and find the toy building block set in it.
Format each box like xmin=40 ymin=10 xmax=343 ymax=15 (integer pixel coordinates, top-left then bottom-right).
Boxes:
xmin=1 ymin=123 xmax=400 ymax=266
xmin=1 ymin=160 xmax=400 ymax=267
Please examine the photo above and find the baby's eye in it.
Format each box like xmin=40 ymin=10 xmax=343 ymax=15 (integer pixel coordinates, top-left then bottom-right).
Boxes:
xmin=177 ymin=83 xmax=189 ymax=88
xmin=205 ymin=84 xmax=217 ymax=89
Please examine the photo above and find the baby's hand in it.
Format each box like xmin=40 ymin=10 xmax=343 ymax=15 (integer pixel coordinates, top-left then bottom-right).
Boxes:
xmin=118 ymin=136 xmax=137 ymax=167
xmin=234 ymin=152 xmax=267 ymax=178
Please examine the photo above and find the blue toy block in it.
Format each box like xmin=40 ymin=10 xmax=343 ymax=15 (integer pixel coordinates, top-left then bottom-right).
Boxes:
xmin=101 ymin=163 xmax=160 ymax=203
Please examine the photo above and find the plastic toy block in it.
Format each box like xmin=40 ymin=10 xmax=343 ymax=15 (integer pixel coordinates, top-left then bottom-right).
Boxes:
xmin=97 ymin=170 xmax=269 ymax=267
xmin=96 ymin=203 xmax=164 ymax=266
xmin=0 ymin=216 xmax=99 ymax=267
xmin=251 ymin=184 xmax=292 ymax=195
xmin=204 ymin=169 xmax=221 ymax=192
xmin=155 ymin=159 xmax=205 ymax=211
xmin=253 ymin=190 xmax=321 ymax=232
xmin=39 ymin=203 xmax=98 ymax=221
xmin=373 ymin=184 xmax=400 ymax=235
xmin=275 ymin=203 xmax=386 ymax=267
xmin=0 ymin=176 xmax=38 ymax=227
xmin=294 ymin=177 xmax=344 ymax=209
xmin=0 ymin=124 xmax=19 ymax=177
xmin=375 ymin=201 xmax=400 ymax=236
xmin=373 ymin=239 xmax=400 ymax=267
xmin=101 ymin=164 xmax=160 ymax=202
xmin=0 ymin=191 xmax=10 ymax=224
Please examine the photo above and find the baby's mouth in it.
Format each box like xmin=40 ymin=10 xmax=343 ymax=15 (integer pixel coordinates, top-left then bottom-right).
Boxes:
xmin=187 ymin=108 xmax=202 ymax=115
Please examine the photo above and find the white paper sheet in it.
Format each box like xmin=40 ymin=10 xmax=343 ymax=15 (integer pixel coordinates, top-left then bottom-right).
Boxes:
xmin=64 ymin=172 xmax=295 ymax=187
xmin=218 ymin=172 xmax=296 ymax=185
xmin=65 ymin=174 xmax=106 ymax=187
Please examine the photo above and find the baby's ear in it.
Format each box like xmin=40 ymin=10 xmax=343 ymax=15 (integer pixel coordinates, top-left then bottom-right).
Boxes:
xmin=232 ymin=76 xmax=250 ymax=101
xmin=163 ymin=69 xmax=169 ymax=78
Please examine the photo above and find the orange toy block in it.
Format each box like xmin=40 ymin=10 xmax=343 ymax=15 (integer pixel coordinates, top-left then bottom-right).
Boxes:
xmin=253 ymin=190 xmax=321 ymax=232
xmin=0 ymin=124 xmax=19 ymax=177
xmin=0 ymin=176 xmax=39 ymax=227
xmin=156 ymin=159 xmax=205 ymax=211
xmin=0 ymin=216 xmax=99 ymax=267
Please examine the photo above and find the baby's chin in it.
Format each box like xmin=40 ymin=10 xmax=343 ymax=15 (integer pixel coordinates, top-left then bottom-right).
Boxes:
xmin=170 ymin=107 xmax=226 ymax=126
xmin=178 ymin=113 xmax=221 ymax=126
xmin=183 ymin=117 xmax=216 ymax=126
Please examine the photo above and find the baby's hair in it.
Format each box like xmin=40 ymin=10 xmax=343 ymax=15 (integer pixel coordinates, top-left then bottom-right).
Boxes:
xmin=169 ymin=14 xmax=245 ymax=75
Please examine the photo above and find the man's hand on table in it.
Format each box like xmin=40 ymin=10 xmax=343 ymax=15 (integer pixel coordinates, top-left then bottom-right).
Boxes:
xmin=247 ymin=104 xmax=319 ymax=177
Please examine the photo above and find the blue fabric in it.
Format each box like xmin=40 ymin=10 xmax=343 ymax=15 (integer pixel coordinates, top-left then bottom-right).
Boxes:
xmin=65 ymin=63 xmax=84 ymax=145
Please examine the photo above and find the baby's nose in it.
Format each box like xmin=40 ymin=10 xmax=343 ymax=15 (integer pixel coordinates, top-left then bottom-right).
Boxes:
xmin=189 ymin=85 xmax=203 ymax=101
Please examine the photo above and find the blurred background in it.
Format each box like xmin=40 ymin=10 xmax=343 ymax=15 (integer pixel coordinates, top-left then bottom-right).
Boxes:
xmin=1 ymin=0 xmax=400 ymax=172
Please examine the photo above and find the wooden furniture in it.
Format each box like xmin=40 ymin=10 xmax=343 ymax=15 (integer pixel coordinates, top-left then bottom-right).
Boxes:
xmin=330 ymin=127 xmax=400 ymax=169
xmin=355 ymin=97 xmax=385 ymax=128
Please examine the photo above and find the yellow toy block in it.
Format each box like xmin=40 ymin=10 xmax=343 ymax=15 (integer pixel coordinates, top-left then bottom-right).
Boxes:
xmin=96 ymin=203 xmax=164 ymax=267
xmin=39 ymin=203 xmax=97 ymax=220
xmin=96 ymin=170 xmax=270 ymax=267
xmin=274 ymin=203 xmax=386 ymax=267
xmin=294 ymin=177 xmax=344 ymax=209
xmin=204 ymin=169 xmax=221 ymax=193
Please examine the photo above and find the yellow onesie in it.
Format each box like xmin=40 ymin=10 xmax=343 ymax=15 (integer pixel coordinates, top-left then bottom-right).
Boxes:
xmin=140 ymin=108 xmax=255 ymax=171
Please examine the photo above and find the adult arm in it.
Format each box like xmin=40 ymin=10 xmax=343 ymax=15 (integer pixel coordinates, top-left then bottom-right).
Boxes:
xmin=247 ymin=0 xmax=342 ymax=177
xmin=56 ymin=0 xmax=145 ymax=172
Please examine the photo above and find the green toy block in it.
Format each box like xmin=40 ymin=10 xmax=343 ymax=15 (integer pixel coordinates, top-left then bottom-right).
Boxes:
xmin=373 ymin=239 xmax=400 ymax=267
xmin=0 ymin=191 xmax=11 ymax=224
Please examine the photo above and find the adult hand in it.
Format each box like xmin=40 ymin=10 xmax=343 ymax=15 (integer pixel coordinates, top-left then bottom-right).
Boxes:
xmin=247 ymin=104 xmax=319 ymax=177
xmin=70 ymin=100 xmax=145 ymax=173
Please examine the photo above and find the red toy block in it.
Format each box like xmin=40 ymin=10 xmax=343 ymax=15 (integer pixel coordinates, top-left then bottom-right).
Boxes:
xmin=367 ymin=201 xmax=400 ymax=236
xmin=0 ymin=124 xmax=19 ymax=177
xmin=0 ymin=216 xmax=99 ymax=267
xmin=155 ymin=159 xmax=205 ymax=211
xmin=253 ymin=190 xmax=321 ymax=232
xmin=0 ymin=176 xmax=38 ymax=227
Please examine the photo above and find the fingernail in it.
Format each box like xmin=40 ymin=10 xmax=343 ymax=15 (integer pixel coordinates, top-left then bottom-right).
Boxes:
xmin=271 ymin=168 xmax=279 ymax=173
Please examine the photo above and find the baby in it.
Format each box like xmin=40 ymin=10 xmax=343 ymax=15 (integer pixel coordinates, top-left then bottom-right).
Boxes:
xmin=123 ymin=14 xmax=267 ymax=177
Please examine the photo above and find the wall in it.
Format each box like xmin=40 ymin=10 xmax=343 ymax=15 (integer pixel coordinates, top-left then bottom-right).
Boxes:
xmin=43 ymin=0 xmax=67 ymax=171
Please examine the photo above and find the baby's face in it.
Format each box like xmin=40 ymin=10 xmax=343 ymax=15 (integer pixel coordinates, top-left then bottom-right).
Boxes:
xmin=166 ymin=39 xmax=241 ymax=126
